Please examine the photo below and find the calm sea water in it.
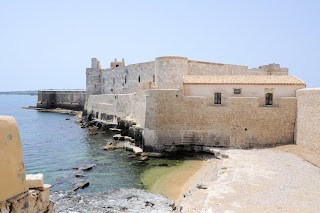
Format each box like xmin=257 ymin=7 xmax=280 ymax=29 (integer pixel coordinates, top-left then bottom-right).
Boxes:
xmin=0 ymin=95 xmax=144 ymax=192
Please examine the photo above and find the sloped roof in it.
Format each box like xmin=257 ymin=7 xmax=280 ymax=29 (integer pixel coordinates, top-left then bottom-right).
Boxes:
xmin=183 ymin=75 xmax=306 ymax=86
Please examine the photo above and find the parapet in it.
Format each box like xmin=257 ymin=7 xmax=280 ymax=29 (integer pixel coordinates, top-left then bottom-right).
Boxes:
xmin=110 ymin=58 xmax=125 ymax=69
xmin=0 ymin=116 xmax=54 ymax=212
xmin=259 ymin=63 xmax=288 ymax=75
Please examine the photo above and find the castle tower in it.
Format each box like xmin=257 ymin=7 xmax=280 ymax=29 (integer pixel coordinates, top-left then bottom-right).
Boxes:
xmin=155 ymin=56 xmax=189 ymax=89
xmin=86 ymin=58 xmax=102 ymax=101
xmin=110 ymin=58 xmax=125 ymax=69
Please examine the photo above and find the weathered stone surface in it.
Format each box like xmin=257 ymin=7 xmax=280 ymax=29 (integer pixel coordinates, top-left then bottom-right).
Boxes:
xmin=51 ymin=188 xmax=176 ymax=212
xmin=72 ymin=182 xmax=89 ymax=191
xmin=0 ymin=116 xmax=28 ymax=202
xmin=139 ymin=156 xmax=149 ymax=161
xmin=124 ymin=142 xmax=143 ymax=155
xmin=26 ymin=174 xmax=44 ymax=189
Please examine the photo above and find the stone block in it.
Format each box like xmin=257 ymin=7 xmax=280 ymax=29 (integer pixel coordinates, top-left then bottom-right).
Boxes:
xmin=26 ymin=174 xmax=44 ymax=189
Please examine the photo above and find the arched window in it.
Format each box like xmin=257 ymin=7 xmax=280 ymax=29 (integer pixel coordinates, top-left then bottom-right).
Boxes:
xmin=265 ymin=93 xmax=273 ymax=105
xmin=138 ymin=75 xmax=141 ymax=83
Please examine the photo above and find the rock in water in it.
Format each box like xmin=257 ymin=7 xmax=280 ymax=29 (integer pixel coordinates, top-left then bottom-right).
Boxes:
xmin=79 ymin=164 xmax=96 ymax=171
xmin=72 ymin=182 xmax=89 ymax=191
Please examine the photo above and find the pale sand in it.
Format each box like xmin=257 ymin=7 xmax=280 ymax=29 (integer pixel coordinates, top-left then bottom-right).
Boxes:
xmin=179 ymin=145 xmax=320 ymax=213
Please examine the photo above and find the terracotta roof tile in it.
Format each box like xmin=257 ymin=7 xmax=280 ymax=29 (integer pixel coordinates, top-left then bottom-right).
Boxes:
xmin=183 ymin=75 xmax=305 ymax=86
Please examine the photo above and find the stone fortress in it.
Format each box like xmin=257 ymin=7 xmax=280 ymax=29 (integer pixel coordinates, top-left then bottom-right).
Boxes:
xmin=85 ymin=56 xmax=319 ymax=152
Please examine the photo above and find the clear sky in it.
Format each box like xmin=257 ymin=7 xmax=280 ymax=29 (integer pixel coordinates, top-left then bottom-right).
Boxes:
xmin=0 ymin=0 xmax=319 ymax=91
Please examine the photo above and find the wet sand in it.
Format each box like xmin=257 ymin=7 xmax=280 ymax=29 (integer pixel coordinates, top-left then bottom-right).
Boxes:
xmin=141 ymin=158 xmax=205 ymax=202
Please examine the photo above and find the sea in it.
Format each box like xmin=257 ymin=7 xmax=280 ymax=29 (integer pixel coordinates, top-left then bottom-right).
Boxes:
xmin=0 ymin=95 xmax=145 ymax=193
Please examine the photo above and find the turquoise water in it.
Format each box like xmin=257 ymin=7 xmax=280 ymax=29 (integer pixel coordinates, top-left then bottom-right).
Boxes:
xmin=0 ymin=95 xmax=144 ymax=192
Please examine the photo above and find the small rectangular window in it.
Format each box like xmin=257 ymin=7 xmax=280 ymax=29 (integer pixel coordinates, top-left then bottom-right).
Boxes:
xmin=265 ymin=93 xmax=273 ymax=105
xmin=214 ymin=93 xmax=221 ymax=104
xmin=234 ymin=89 xmax=241 ymax=94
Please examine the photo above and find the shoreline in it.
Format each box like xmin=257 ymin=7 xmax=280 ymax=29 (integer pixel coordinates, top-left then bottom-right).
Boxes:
xmin=140 ymin=154 xmax=217 ymax=204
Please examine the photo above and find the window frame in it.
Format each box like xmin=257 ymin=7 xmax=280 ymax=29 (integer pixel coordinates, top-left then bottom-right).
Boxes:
xmin=214 ymin=92 xmax=222 ymax=105
xmin=265 ymin=93 xmax=273 ymax=106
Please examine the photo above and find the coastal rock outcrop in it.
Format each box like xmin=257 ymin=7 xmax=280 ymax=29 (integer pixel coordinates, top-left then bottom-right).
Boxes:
xmin=51 ymin=188 xmax=176 ymax=212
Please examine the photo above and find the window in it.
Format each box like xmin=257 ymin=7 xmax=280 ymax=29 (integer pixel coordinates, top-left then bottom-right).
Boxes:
xmin=265 ymin=93 xmax=273 ymax=105
xmin=125 ymin=75 xmax=127 ymax=84
xmin=214 ymin=93 xmax=221 ymax=104
xmin=138 ymin=75 xmax=141 ymax=82
xmin=116 ymin=64 xmax=119 ymax=67
xmin=153 ymin=74 xmax=155 ymax=83
xmin=234 ymin=89 xmax=241 ymax=94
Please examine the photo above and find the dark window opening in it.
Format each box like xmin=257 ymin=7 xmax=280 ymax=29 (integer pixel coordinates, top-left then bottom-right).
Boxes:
xmin=234 ymin=89 xmax=241 ymax=94
xmin=214 ymin=93 xmax=221 ymax=104
xmin=95 ymin=112 xmax=99 ymax=118
xmin=125 ymin=75 xmax=127 ymax=84
xmin=111 ymin=89 xmax=113 ymax=92
xmin=98 ymin=75 xmax=100 ymax=78
xmin=138 ymin=75 xmax=141 ymax=82
xmin=116 ymin=64 xmax=119 ymax=67
xmin=265 ymin=93 xmax=273 ymax=105
xmin=153 ymin=74 xmax=155 ymax=83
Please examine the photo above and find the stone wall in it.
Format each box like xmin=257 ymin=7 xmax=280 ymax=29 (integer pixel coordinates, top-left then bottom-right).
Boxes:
xmin=296 ymin=88 xmax=320 ymax=152
xmin=37 ymin=90 xmax=86 ymax=111
xmin=0 ymin=116 xmax=53 ymax=213
xmin=187 ymin=60 xmax=288 ymax=76
xmin=85 ymin=92 xmax=147 ymax=127
xmin=101 ymin=61 xmax=155 ymax=95
xmin=143 ymin=90 xmax=297 ymax=151
xmin=85 ymin=56 xmax=288 ymax=100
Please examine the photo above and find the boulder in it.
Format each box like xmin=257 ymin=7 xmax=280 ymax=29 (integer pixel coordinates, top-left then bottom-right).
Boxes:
xmin=79 ymin=164 xmax=96 ymax=171
xmin=139 ymin=156 xmax=149 ymax=161
xmin=26 ymin=174 xmax=44 ymax=189
xmin=72 ymin=182 xmax=89 ymax=191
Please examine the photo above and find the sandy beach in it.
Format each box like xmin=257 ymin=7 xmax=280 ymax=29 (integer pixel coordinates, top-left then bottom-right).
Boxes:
xmin=178 ymin=145 xmax=320 ymax=213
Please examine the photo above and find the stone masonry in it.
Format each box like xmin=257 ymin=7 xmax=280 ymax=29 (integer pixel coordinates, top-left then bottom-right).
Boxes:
xmin=296 ymin=88 xmax=320 ymax=152
xmin=84 ymin=56 xmax=318 ymax=152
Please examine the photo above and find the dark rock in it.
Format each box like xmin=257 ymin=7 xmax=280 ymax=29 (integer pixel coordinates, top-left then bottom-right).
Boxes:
xmin=157 ymin=163 xmax=169 ymax=167
xmin=196 ymin=183 xmax=208 ymax=189
xmin=79 ymin=164 xmax=96 ymax=171
xmin=72 ymin=182 xmax=89 ymax=191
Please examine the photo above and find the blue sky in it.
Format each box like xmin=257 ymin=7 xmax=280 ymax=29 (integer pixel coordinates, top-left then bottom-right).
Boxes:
xmin=0 ymin=0 xmax=319 ymax=91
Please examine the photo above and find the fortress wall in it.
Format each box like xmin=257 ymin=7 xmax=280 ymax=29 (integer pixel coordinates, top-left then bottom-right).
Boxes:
xmin=101 ymin=62 xmax=155 ymax=94
xmin=37 ymin=90 xmax=86 ymax=111
xmin=143 ymin=90 xmax=296 ymax=151
xmin=86 ymin=92 xmax=147 ymax=126
xmin=296 ymin=88 xmax=320 ymax=152
xmin=188 ymin=60 xmax=267 ymax=75
xmin=86 ymin=67 xmax=102 ymax=100
xmin=155 ymin=57 xmax=188 ymax=89
xmin=184 ymin=84 xmax=304 ymax=98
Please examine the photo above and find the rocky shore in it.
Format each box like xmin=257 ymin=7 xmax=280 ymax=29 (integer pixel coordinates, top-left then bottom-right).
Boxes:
xmin=50 ymin=188 xmax=177 ymax=213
